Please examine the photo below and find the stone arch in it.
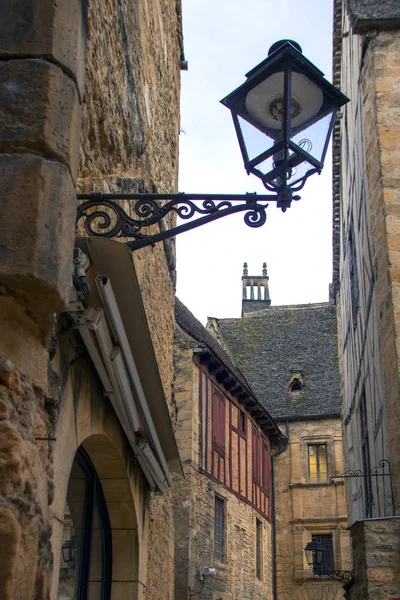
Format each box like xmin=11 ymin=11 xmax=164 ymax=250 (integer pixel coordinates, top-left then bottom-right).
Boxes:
xmin=82 ymin=434 xmax=140 ymax=597
xmin=280 ymin=583 xmax=345 ymax=600
xmin=53 ymin=425 xmax=144 ymax=600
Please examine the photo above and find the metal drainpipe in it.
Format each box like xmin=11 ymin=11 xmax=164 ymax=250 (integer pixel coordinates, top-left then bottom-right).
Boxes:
xmin=272 ymin=424 xmax=290 ymax=600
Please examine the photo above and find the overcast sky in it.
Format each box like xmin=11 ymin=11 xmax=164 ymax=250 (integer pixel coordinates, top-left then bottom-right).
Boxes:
xmin=176 ymin=0 xmax=334 ymax=324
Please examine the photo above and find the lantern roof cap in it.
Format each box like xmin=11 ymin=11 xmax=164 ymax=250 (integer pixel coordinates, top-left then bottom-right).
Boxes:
xmin=221 ymin=40 xmax=348 ymax=112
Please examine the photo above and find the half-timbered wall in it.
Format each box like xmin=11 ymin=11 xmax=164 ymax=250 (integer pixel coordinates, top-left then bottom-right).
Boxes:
xmin=335 ymin=1 xmax=399 ymax=524
xmin=173 ymin=323 xmax=275 ymax=599
xmin=198 ymin=362 xmax=272 ymax=520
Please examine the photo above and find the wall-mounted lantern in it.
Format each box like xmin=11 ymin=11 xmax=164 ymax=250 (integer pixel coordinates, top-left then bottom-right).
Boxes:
xmin=304 ymin=540 xmax=354 ymax=585
xmin=304 ymin=539 xmax=324 ymax=571
xmin=220 ymin=40 xmax=348 ymax=211
xmin=62 ymin=535 xmax=77 ymax=570
xmin=77 ymin=40 xmax=349 ymax=251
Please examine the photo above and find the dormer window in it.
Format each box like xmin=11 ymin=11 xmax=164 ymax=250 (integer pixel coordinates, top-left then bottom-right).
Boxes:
xmin=290 ymin=378 xmax=302 ymax=392
xmin=288 ymin=373 xmax=304 ymax=393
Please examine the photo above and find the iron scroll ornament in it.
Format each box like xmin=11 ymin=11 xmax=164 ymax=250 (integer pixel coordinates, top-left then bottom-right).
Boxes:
xmin=76 ymin=192 xmax=300 ymax=251
xmin=323 ymin=570 xmax=354 ymax=583
xmin=329 ymin=459 xmax=395 ymax=515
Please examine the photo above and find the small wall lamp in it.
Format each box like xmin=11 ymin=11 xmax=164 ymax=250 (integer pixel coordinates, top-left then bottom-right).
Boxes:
xmin=62 ymin=535 xmax=77 ymax=570
xmin=304 ymin=540 xmax=354 ymax=585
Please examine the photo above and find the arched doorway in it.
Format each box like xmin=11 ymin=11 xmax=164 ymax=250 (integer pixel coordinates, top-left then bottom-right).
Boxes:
xmin=55 ymin=433 xmax=142 ymax=600
xmin=58 ymin=446 xmax=112 ymax=600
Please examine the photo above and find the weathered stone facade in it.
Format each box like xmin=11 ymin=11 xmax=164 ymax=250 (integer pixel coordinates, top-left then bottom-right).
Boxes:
xmin=274 ymin=418 xmax=350 ymax=600
xmin=333 ymin=0 xmax=400 ymax=597
xmin=0 ymin=1 xmax=183 ymax=599
xmin=173 ymin=299 xmax=282 ymax=600
xmin=210 ymin=270 xmax=352 ymax=600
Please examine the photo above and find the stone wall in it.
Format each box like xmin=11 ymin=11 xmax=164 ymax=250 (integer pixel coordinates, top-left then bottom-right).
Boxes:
xmin=78 ymin=0 xmax=182 ymax=400
xmin=0 ymin=0 xmax=183 ymax=598
xmin=346 ymin=517 xmax=400 ymax=600
xmin=274 ymin=418 xmax=351 ymax=600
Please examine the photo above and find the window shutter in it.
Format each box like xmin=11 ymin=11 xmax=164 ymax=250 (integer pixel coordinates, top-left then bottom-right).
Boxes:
xmin=252 ymin=428 xmax=260 ymax=484
xmin=213 ymin=386 xmax=225 ymax=452
xmin=262 ymin=441 xmax=270 ymax=494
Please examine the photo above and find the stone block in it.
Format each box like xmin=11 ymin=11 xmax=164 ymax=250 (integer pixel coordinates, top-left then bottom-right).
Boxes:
xmin=0 ymin=153 xmax=76 ymax=312
xmin=0 ymin=59 xmax=81 ymax=179
xmin=0 ymin=0 xmax=86 ymax=98
xmin=0 ymin=508 xmax=21 ymax=600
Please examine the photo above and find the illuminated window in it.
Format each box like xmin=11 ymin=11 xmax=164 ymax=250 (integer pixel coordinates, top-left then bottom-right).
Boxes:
xmin=308 ymin=444 xmax=328 ymax=483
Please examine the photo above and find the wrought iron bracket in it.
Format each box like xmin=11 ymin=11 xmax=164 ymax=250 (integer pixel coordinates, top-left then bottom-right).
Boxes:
xmin=76 ymin=191 xmax=300 ymax=251
xmin=330 ymin=459 xmax=395 ymax=515
xmin=323 ymin=570 xmax=354 ymax=583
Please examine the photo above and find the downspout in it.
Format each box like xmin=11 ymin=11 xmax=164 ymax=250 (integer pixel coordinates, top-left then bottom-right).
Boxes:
xmin=272 ymin=423 xmax=290 ymax=600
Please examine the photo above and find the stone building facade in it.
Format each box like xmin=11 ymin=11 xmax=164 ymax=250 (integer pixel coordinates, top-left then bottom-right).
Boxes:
xmin=173 ymin=298 xmax=285 ymax=600
xmin=208 ymin=266 xmax=352 ymax=600
xmin=0 ymin=1 xmax=184 ymax=599
xmin=333 ymin=0 xmax=400 ymax=598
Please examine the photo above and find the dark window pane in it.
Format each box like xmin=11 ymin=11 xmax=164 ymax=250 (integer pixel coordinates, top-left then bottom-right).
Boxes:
xmin=213 ymin=387 xmax=225 ymax=452
xmin=312 ymin=534 xmax=334 ymax=576
xmin=239 ymin=410 xmax=246 ymax=433
xmin=58 ymin=449 xmax=111 ymax=600
xmin=256 ymin=520 xmax=263 ymax=579
xmin=214 ymin=497 xmax=225 ymax=562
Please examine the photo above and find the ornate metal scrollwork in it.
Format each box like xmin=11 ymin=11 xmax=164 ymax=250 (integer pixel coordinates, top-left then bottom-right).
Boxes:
xmin=76 ymin=191 xmax=289 ymax=251
xmin=330 ymin=459 xmax=395 ymax=516
xmin=323 ymin=570 xmax=354 ymax=583
xmin=329 ymin=459 xmax=392 ymax=484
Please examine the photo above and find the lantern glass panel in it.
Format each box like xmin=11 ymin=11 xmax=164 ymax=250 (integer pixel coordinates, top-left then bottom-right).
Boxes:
xmin=237 ymin=115 xmax=276 ymax=162
xmin=291 ymin=111 xmax=335 ymax=166
xmin=245 ymin=69 xmax=324 ymax=140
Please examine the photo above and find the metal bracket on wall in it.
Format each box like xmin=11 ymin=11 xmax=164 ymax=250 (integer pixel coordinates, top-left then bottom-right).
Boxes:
xmin=76 ymin=192 xmax=295 ymax=251
xmin=329 ymin=459 xmax=395 ymax=515
xmin=324 ymin=570 xmax=354 ymax=583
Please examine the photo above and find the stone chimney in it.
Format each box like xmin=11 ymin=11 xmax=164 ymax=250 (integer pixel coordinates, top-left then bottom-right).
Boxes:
xmin=242 ymin=262 xmax=271 ymax=316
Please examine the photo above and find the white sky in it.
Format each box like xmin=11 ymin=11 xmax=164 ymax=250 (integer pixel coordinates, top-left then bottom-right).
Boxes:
xmin=176 ymin=0 xmax=334 ymax=324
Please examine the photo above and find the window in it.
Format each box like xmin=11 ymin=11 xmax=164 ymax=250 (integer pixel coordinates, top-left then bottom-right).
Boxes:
xmin=311 ymin=534 xmax=334 ymax=576
xmin=261 ymin=441 xmax=270 ymax=494
xmin=360 ymin=390 xmax=373 ymax=517
xmin=256 ymin=519 xmax=263 ymax=579
xmin=214 ymin=496 xmax=225 ymax=562
xmin=239 ymin=410 xmax=246 ymax=434
xmin=253 ymin=430 xmax=271 ymax=492
xmin=252 ymin=428 xmax=261 ymax=485
xmin=58 ymin=447 xmax=112 ymax=600
xmin=290 ymin=378 xmax=302 ymax=392
xmin=348 ymin=222 xmax=359 ymax=323
xmin=213 ymin=386 xmax=225 ymax=454
xmin=308 ymin=445 xmax=328 ymax=482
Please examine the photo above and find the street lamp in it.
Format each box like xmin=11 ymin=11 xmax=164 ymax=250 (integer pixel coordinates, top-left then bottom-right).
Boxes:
xmin=304 ymin=539 xmax=324 ymax=572
xmin=220 ymin=40 xmax=349 ymax=211
xmin=304 ymin=540 xmax=354 ymax=584
xmin=77 ymin=40 xmax=349 ymax=250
